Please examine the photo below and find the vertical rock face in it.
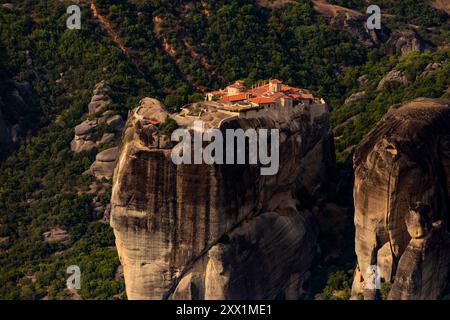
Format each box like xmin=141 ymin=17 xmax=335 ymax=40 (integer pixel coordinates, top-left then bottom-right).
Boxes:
xmin=351 ymin=98 xmax=450 ymax=300
xmin=389 ymin=204 xmax=450 ymax=300
xmin=110 ymin=98 xmax=334 ymax=300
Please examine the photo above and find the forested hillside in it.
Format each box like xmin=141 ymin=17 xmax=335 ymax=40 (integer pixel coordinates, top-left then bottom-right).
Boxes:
xmin=0 ymin=0 xmax=448 ymax=299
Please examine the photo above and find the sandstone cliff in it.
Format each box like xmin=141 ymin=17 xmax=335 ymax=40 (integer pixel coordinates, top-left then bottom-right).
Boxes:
xmin=110 ymin=98 xmax=334 ymax=299
xmin=351 ymin=98 xmax=450 ymax=300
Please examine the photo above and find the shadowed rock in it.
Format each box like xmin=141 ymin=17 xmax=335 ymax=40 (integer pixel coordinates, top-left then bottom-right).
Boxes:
xmin=388 ymin=205 xmax=450 ymax=300
xmin=351 ymin=98 xmax=450 ymax=300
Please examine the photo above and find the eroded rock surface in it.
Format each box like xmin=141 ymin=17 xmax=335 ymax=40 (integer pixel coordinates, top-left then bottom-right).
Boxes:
xmin=351 ymin=98 xmax=450 ymax=300
xmin=71 ymin=81 xmax=124 ymax=153
xmin=43 ymin=227 xmax=69 ymax=244
xmin=377 ymin=69 xmax=410 ymax=90
xmin=345 ymin=91 xmax=366 ymax=105
xmin=89 ymin=147 xmax=119 ymax=180
xmin=385 ymin=30 xmax=425 ymax=56
xmin=110 ymin=98 xmax=334 ymax=299
xmin=420 ymin=62 xmax=445 ymax=78
xmin=389 ymin=210 xmax=450 ymax=300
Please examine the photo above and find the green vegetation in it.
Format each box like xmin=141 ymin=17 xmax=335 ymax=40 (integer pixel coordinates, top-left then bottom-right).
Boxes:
xmin=191 ymin=105 xmax=203 ymax=116
xmin=332 ymin=49 xmax=450 ymax=160
xmin=0 ymin=1 xmax=157 ymax=299
xmin=315 ymin=270 xmax=353 ymax=300
xmin=378 ymin=0 xmax=447 ymax=27
xmin=158 ymin=116 xmax=179 ymax=134
xmin=0 ymin=0 xmax=448 ymax=300
xmin=164 ymin=94 xmax=186 ymax=110
xmin=380 ymin=282 xmax=392 ymax=300
xmin=331 ymin=0 xmax=448 ymax=27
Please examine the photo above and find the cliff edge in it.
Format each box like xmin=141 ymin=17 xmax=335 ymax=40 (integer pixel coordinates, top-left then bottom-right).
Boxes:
xmin=110 ymin=98 xmax=334 ymax=299
xmin=351 ymin=98 xmax=450 ymax=300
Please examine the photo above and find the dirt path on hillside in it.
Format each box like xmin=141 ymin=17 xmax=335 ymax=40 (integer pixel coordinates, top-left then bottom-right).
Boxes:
xmin=90 ymin=0 xmax=128 ymax=55
xmin=89 ymin=0 xmax=146 ymax=76
xmin=431 ymin=0 xmax=450 ymax=15
xmin=153 ymin=15 xmax=224 ymax=91
xmin=311 ymin=0 xmax=363 ymax=18
xmin=152 ymin=15 xmax=203 ymax=91
xmin=256 ymin=0 xmax=296 ymax=9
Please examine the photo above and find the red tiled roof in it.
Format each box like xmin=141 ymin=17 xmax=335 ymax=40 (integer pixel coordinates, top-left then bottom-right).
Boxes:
xmin=142 ymin=114 xmax=161 ymax=125
xmin=143 ymin=113 xmax=153 ymax=119
xmin=250 ymin=97 xmax=276 ymax=104
xmin=248 ymin=84 xmax=270 ymax=96
xmin=211 ymin=80 xmax=315 ymax=104
xmin=265 ymin=92 xmax=290 ymax=99
xmin=281 ymin=85 xmax=301 ymax=92
xmin=219 ymin=93 xmax=248 ymax=102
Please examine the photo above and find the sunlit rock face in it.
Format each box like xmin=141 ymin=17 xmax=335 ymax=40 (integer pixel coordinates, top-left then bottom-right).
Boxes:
xmin=110 ymin=98 xmax=334 ymax=300
xmin=351 ymin=98 xmax=450 ymax=300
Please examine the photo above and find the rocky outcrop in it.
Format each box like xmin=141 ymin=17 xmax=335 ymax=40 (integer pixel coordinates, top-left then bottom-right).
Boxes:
xmin=345 ymin=91 xmax=366 ymax=105
xmin=389 ymin=205 xmax=450 ymax=299
xmin=431 ymin=0 xmax=450 ymax=15
xmin=43 ymin=228 xmax=70 ymax=244
xmin=89 ymin=147 xmax=119 ymax=180
xmin=351 ymin=98 xmax=450 ymax=300
xmin=256 ymin=0 xmax=295 ymax=9
xmin=71 ymin=119 xmax=97 ymax=153
xmin=311 ymin=0 xmax=389 ymax=47
xmin=88 ymin=81 xmax=113 ymax=115
xmin=332 ymin=13 xmax=388 ymax=48
xmin=71 ymin=81 xmax=124 ymax=153
xmin=2 ymin=3 xmax=16 ymax=11
xmin=385 ymin=30 xmax=426 ymax=56
xmin=357 ymin=75 xmax=369 ymax=86
xmin=110 ymin=98 xmax=334 ymax=300
xmin=420 ymin=62 xmax=445 ymax=78
xmin=377 ymin=69 xmax=410 ymax=90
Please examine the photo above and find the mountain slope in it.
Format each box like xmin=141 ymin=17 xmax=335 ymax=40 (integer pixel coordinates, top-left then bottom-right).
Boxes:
xmin=0 ymin=0 xmax=449 ymax=299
